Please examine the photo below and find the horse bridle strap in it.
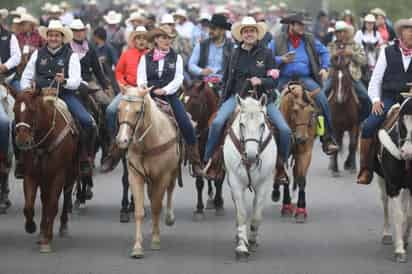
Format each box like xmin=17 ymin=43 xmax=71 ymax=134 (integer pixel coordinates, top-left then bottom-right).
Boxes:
xmin=134 ymin=136 xmax=178 ymax=158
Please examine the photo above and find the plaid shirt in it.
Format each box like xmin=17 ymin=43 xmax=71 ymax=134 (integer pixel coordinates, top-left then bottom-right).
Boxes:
xmin=16 ymin=30 xmax=44 ymax=52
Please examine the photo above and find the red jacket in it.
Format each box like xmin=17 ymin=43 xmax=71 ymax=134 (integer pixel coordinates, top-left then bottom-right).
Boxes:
xmin=115 ymin=48 xmax=146 ymax=86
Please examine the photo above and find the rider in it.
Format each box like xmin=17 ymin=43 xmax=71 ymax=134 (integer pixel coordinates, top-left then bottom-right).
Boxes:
xmin=370 ymin=8 xmax=396 ymax=45
xmin=357 ymin=18 xmax=412 ymax=185
xmin=20 ymin=20 xmax=96 ymax=177
xmin=269 ymin=13 xmax=338 ymax=155
xmin=323 ymin=21 xmax=371 ymax=123
xmin=203 ymin=17 xmax=292 ymax=182
xmin=103 ymin=10 xmax=125 ymax=60
xmin=188 ymin=14 xmax=233 ymax=91
xmin=101 ymin=26 xmax=148 ymax=172
xmin=15 ymin=13 xmax=44 ymax=56
xmin=137 ymin=25 xmax=203 ymax=175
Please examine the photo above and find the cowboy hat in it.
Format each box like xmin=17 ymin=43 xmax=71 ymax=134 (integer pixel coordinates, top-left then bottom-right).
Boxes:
xmin=10 ymin=6 xmax=27 ymax=16
xmin=364 ymin=14 xmax=376 ymax=23
xmin=173 ymin=9 xmax=187 ymax=19
xmin=87 ymin=0 xmax=97 ymax=6
xmin=41 ymin=3 xmax=53 ymax=12
xmin=128 ymin=25 xmax=148 ymax=41
xmin=209 ymin=14 xmax=231 ymax=30
xmin=231 ymin=16 xmax=267 ymax=42
xmin=148 ymin=25 xmax=176 ymax=41
xmin=69 ymin=19 xmax=87 ymax=31
xmin=126 ymin=11 xmax=146 ymax=24
xmin=39 ymin=20 xmax=73 ymax=44
xmin=103 ymin=10 xmax=123 ymax=25
xmin=249 ymin=7 xmax=263 ymax=15
xmin=0 ymin=9 xmax=8 ymax=19
xmin=15 ymin=13 xmax=39 ymax=25
xmin=334 ymin=21 xmax=350 ymax=32
xmin=199 ymin=12 xmax=211 ymax=22
xmin=370 ymin=8 xmax=386 ymax=17
xmin=395 ymin=18 xmax=412 ymax=37
xmin=160 ymin=14 xmax=175 ymax=25
xmin=281 ymin=13 xmax=306 ymax=25
xmin=48 ymin=4 xmax=63 ymax=14
xmin=60 ymin=1 xmax=71 ymax=10
xmin=215 ymin=5 xmax=230 ymax=15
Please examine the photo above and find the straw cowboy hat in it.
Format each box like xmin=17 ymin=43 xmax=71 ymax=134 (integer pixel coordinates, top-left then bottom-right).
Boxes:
xmin=41 ymin=3 xmax=53 ymax=12
xmin=14 ymin=13 xmax=39 ymax=25
xmin=395 ymin=18 xmax=412 ymax=37
xmin=173 ymin=9 xmax=188 ymax=19
xmin=10 ymin=6 xmax=27 ymax=16
xmin=370 ymin=8 xmax=386 ymax=17
xmin=126 ymin=11 xmax=146 ymax=24
xmin=69 ymin=19 xmax=88 ymax=31
xmin=104 ymin=10 xmax=123 ymax=25
xmin=39 ymin=20 xmax=73 ymax=44
xmin=231 ymin=16 xmax=267 ymax=42
xmin=148 ymin=25 xmax=176 ymax=41
xmin=160 ymin=14 xmax=175 ymax=25
xmin=60 ymin=1 xmax=71 ymax=10
xmin=48 ymin=4 xmax=63 ymax=14
xmin=128 ymin=26 xmax=148 ymax=41
xmin=364 ymin=14 xmax=376 ymax=23
xmin=0 ymin=9 xmax=8 ymax=19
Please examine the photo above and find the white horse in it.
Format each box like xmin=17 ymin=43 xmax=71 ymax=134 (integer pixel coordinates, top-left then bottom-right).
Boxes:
xmin=223 ymin=95 xmax=277 ymax=259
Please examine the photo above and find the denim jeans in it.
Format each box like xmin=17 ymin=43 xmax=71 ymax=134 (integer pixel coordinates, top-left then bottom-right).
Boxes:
xmin=203 ymin=96 xmax=292 ymax=161
xmin=362 ymin=96 xmax=397 ymax=138
xmin=60 ymin=92 xmax=94 ymax=129
xmin=322 ymin=78 xmax=372 ymax=122
xmin=105 ymin=93 xmax=122 ymax=137
xmin=0 ymin=103 xmax=10 ymax=156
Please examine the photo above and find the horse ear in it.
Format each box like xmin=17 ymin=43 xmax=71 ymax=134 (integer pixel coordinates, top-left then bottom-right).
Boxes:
xmin=236 ymin=94 xmax=243 ymax=107
xmin=260 ymin=94 xmax=267 ymax=106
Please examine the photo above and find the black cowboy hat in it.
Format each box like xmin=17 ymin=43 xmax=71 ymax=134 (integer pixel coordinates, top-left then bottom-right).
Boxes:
xmin=209 ymin=14 xmax=231 ymax=30
xmin=280 ymin=13 xmax=305 ymax=25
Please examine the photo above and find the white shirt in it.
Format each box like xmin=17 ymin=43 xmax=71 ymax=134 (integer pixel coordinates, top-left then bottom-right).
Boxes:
xmin=20 ymin=48 xmax=82 ymax=91
xmin=368 ymin=48 xmax=412 ymax=103
xmin=60 ymin=12 xmax=75 ymax=27
xmin=354 ymin=30 xmax=383 ymax=46
xmin=1 ymin=34 xmax=21 ymax=70
xmin=137 ymin=53 xmax=183 ymax=95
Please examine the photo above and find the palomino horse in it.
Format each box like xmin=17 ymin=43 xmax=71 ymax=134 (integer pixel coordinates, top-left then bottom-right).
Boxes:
xmin=117 ymin=87 xmax=180 ymax=259
xmin=0 ymin=74 xmax=15 ymax=214
xmin=277 ymin=84 xmax=318 ymax=223
xmin=328 ymin=54 xmax=360 ymax=177
xmin=184 ymin=80 xmax=224 ymax=220
xmin=224 ymin=95 xmax=276 ymax=259
xmin=13 ymin=88 xmax=78 ymax=253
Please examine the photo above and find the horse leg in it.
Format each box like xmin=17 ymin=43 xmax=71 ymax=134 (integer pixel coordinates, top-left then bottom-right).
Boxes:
xmin=344 ymin=126 xmax=359 ymax=173
xmin=59 ymin=173 xmax=74 ymax=238
xmin=23 ymin=177 xmax=38 ymax=234
xmin=193 ymin=176 xmax=205 ymax=221
xmin=120 ymin=158 xmax=130 ymax=223
xmin=390 ymin=190 xmax=408 ymax=263
xmin=329 ymin=130 xmax=342 ymax=177
xmin=295 ymin=176 xmax=307 ymax=223
xmin=377 ymin=176 xmax=392 ymax=245
xmin=271 ymin=183 xmax=281 ymax=203
xmin=128 ymin=171 xmax=145 ymax=259
xmin=205 ymin=179 xmax=216 ymax=209
xmin=214 ymin=179 xmax=225 ymax=216
xmin=84 ymin=176 xmax=93 ymax=201
xmin=150 ymin=180 xmax=166 ymax=251
xmin=0 ymin=173 xmax=11 ymax=214
xmin=281 ymin=184 xmax=294 ymax=217
xmin=165 ymin=178 xmax=176 ymax=226
xmin=249 ymin=182 xmax=268 ymax=252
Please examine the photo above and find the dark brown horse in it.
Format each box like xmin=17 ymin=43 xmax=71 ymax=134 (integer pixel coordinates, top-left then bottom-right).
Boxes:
xmin=328 ymin=55 xmax=360 ymax=177
xmin=184 ymin=80 xmax=224 ymax=219
xmin=13 ymin=89 xmax=79 ymax=253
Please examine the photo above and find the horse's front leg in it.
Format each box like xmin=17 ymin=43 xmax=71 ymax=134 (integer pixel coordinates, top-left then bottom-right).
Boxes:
xmin=120 ymin=157 xmax=131 ymax=223
xmin=205 ymin=179 xmax=215 ymax=209
xmin=193 ymin=176 xmax=205 ymax=221
xmin=344 ymin=125 xmax=359 ymax=173
xmin=390 ymin=190 xmax=408 ymax=263
xmin=281 ymin=184 xmax=294 ymax=217
xmin=165 ymin=177 xmax=176 ymax=227
xmin=295 ymin=175 xmax=307 ymax=223
xmin=128 ymin=170 xmax=145 ymax=259
xmin=329 ymin=130 xmax=342 ymax=177
xmin=23 ymin=176 xmax=38 ymax=234
xmin=377 ymin=176 xmax=392 ymax=245
xmin=214 ymin=179 xmax=225 ymax=216
xmin=249 ymin=180 xmax=269 ymax=252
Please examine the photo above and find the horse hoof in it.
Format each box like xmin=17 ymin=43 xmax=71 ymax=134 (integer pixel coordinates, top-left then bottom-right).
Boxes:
xmin=120 ymin=211 xmax=130 ymax=223
xmin=165 ymin=215 xmax=175 ymax=226
xmin=281 ymin=204 xmax=295 ymax=217
xmin=235 ymin=250 xmax=250 ymax=261
xmin=394 ymin=253 xmax=408 ymax=263
xmin=130 ymin=247 xmax=144 ymax=259
xmin=271 ymin=189 xmax=281 ymax=203
xmin=193 ymin=211 xmax=205 ymax=222
xmin=59 ymin=227 xmax=69 ymax=238
xmin=295 ymin=208 xmax=307 ymax=224
xmin=151 ymin=240 xmax=161 ymax=251
xmin=382 ymin=235 xmax=393 ymax=245
xmin=39 ymin=243 xmax=52 ymax=253
xmin=85 ymin=190 xmax=93 ymax=201
xmin=249 ymin=241 xmax=259 ymax=252
xmin=215 ymin=207 xmax=225 ymax=216
xmin=25 ymin=221 xmax=37 ymax=234
xmin=331 ymin=170 xmax=340 ymax=178
xmin=205 ymin=199 xmax=216 ymax=210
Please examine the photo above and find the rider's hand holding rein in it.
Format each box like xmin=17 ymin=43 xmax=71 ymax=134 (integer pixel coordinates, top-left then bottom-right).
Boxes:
xmin=372 ymin=101 xmax=384 ymax=115
xmin=54 ymin=72 xmax=65 ymax=84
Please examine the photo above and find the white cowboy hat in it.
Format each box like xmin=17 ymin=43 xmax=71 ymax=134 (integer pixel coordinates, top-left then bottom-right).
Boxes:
xmin=370 ymin=8 xmax=386 ymax=17
xmin=215 ymin=6 xmax=230 ymax=15
xmin=126 ymin=11 xmax=146 ymax=24
xmin=69 ymin=19 xmax=87 ymax=30
xmin=128 ymin=3 xmax=140 ymax=12
xmin=41 ymin=3 xmax=53 ymax=12
xmin=199 ymin=12 xmax=211 ymax=21
xmin=249 ymin=7 xmax=263 ymax=15
xmin=0 ymin=9 xmax=8 ymax=19
xmin=15 ymin=13 xmax=39 ymax=25
xmin=160 ymin=14 xmax=175 ymax=25
xmin=173 ymin=9 xmax=187 ymax=18
xmin=128 ymin=25 xmax=148 ymax=41
xmin=268 ymin=5 xmax=279 ymax=12
xmin=39 ymin=20 xmax=73 ymax=44
xmin=104 ymin=10 xmax=123 ymax=25
xmin=395 ymin=18 xmax=412 ymax=37
xmin=10 ymin=6 xmax=27 ymax=16
xmin=231 ymin=16 xmax=267 ymax=42
xmin=364 ymin=14 xmax=376 ymax=23
xmin=279 ymin=2 xmax=288 ymax=9
xmin=334 ymin=21 xmax=350 ymax=32
xmin=48 ymin=4 xmax=63 ymax=14
xmin=60 ymin=1 xmax=71 ymax=10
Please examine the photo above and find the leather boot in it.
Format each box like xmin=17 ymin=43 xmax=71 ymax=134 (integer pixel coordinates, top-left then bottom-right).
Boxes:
xmin=321 ymin=134 xmax=339 ymax=155
xmin=357 ymin=138 xmax=375 ymax=185
xmin=274 ymin=156 xmax=289 ymax=185
xmin=101 ymin=142 xmax=125 ymax=173
xmin=79 ymin=127 xmax=97 ymax=177
xmin=187 ymin=143 xmax=203 ymax=176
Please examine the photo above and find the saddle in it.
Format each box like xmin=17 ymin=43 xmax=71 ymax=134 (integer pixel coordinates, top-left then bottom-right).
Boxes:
xmin=42 ymin=94 xmax=78 ymax=135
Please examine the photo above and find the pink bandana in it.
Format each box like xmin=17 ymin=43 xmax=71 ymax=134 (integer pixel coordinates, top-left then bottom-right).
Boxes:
xmin=153 ymin=48 xmax=169 ymax=62
xmin=267 ymin=69 xmax=280 ymax=80
xmin=70 ymin=40 xmax=89 ymax=60
xmin=399 ymin=39 xmax=412 ymax=57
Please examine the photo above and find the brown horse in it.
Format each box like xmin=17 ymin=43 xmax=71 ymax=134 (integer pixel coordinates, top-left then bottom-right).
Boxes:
xmin=116 ymin=87 xmax=180 ymax=259
xmin=277 ymin=84 xmax=318 ymax=223
xmin=183 ymin=80 xmax=224 ymax=219
xmin=13 ymin=89 xmax=79 ymax=253
xmin=328 ymin=55 xmax=360 ymax=177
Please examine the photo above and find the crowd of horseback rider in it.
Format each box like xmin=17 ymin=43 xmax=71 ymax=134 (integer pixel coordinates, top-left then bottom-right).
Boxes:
xmin=0 ymin=1 xmax=411 ymax=212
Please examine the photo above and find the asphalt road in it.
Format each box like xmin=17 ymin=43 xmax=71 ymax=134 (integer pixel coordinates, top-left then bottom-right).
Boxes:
xmin=1 ymin=141 xmax=411 ymax=274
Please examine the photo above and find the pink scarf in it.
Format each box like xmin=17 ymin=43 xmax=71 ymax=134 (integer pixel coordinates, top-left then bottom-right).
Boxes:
xmin=153 ymin=48 xmax=169 ymax=62
xmin=399 ymin=39 xmax=412 ymax=57
xmin=70 ymin=40 xmax=89 ymax=60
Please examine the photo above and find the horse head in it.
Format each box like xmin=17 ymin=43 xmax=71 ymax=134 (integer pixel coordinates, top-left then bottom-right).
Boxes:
xmin=235 ymin=94 xmax=268 ymax=163
xmin=116 ymin=86 xmax=151 ymax=149
xmin=184 ymin=80 xmax=218 ymax=126
xmin=281 ymin=84 xmax=317 ymax=145
xmin=330 ymin=55 xmax=354 ymax=105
